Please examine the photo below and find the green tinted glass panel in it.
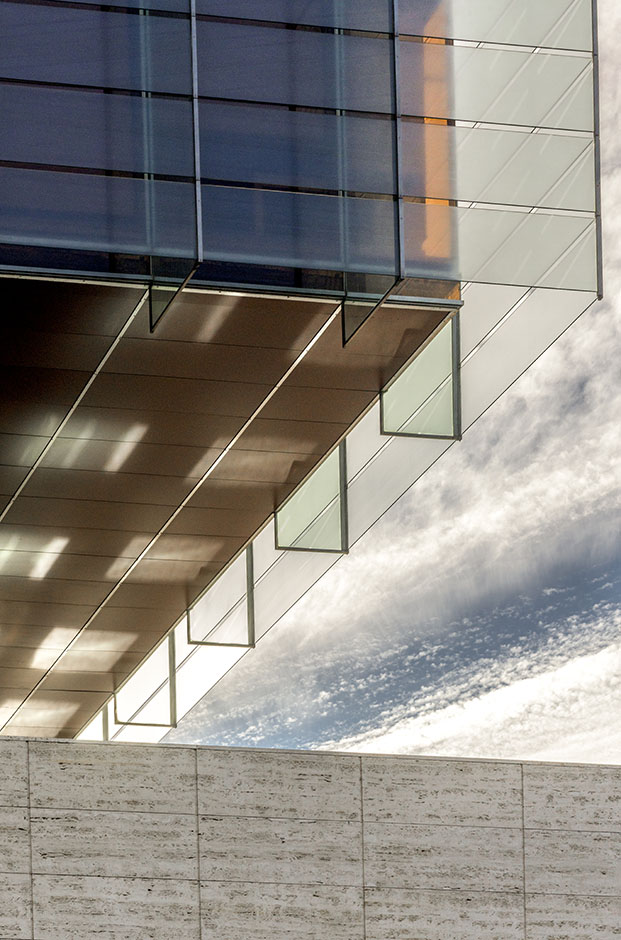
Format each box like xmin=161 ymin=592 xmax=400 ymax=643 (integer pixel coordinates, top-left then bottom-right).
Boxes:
xmin=276 ymin=448 xmax=344 ymax=552
xmin=382 ymin=318 xmax=455 ymax=437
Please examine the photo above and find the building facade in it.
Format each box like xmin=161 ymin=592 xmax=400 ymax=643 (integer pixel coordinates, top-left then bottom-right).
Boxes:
xmin=0 ymin=0 xmax=602 ymax=740
xmin=1 ymin=739 xmax=620 ymax=938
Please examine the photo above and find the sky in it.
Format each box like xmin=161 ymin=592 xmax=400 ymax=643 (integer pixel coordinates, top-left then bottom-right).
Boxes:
xmin=166 ymin=0 xmax=621 ymax=764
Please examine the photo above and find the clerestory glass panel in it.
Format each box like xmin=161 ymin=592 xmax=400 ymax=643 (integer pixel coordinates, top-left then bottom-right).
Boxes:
xmin=197 ymin=0 xmax=392 ymax=31
xmin=197 ymin=22 xmax=394 ymax=114
xmin=187 ymin=550 xmax=252 ymax=647
xmin=276 ymin=447 xmax=345 ymax=552
xmin=114 ymin=638 xmax=172 ymax=725
xmin=382 ymin=316 xmax=457 ymax=438
xmin=398 ymin=0 xmax=593 ymax=52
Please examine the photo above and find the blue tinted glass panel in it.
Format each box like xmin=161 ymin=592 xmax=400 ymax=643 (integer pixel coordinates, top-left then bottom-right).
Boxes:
xmin=70 ymin=0 xmax=190 ymax=9
xmin=0 ymin=85 xmax=194 ymax=177
xmin=199 ymin=102 xmax=395 ymax=194
xmin=0 ymin=3 xmax=192 ymax=94
xmin=399 ymin=40 xmax=593 ymax=131
xmin=201 ymin=186 xmax=397 ymax=274
xmin=0 ymin=168 xmax=196 ymax=257
xmin=197 ymin=0 xmax=391 ymax=31
xmin=197 ymin=22 xmax=393 ymax=113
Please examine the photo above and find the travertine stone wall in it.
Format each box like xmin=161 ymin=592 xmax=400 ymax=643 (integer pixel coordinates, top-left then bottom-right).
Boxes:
xmin=0 ymin=739 xmax=619 ymax=939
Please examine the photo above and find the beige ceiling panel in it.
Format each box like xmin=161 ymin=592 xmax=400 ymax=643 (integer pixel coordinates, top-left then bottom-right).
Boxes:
xmin=0 ymin=575 xmax=111 ymax=607
xmin=0 ymin=331 xmax=113 ymax=371
xmin=48 ymin=648 xmax=145 ymax=675
xmin=0 ymin=601 xmax=95 ymax=630
xmin=0 ymin=433 xmax=49 ymax=466
xmin=74 ymin=606 xmax=177 ymax=640
xmin=22 ymin=468 xmax=193 ymax=506
xmin=6 ymin=280 xmax=143 ymax=336
xmin=82 ymin=372 xmax=273 ymax=417
xmin=0 ymin=465 xmax=29 ymax=495
xmin=0 ymin=525 xmax=152 ymax=559
xmin=39 ymin=438 xmax=222 ymax=479
xmin=184 ymin=479 xmax=288 ymax=512
xmin=0 ymin=645 xmax=60 ymax=670
xmin=106 ymin=581 xmax=190 ymax=611
xmin=0 ymin=550 xmax=134 ymax=583
xmin=260 ymin=386 xmax=373 ymax=423
xmin=143 ymin=533 xmax=245 ymax=563
xmin=60 ymin=407 xmax=245 ymax=450
xmin=209 ymin=449 xmax=318 ymax=484
xmin=105 ymin=336 xmax=299 ymax=384
xmin=127 ymin=292 xmax=336 ymax=349
xmin=237 ymin=418 xmax=348 ymax=455
xmin=122 ymin=557 xmax=220 ymax=587
xmin=166 ymin=504 xmax=270 ymax=537
xmin=0 ymin=666 xmax=47 ymax=689
xmin=0 ymin=625 xmax=79 ymax=650
xmin=2 ymin=497 xmax=174 ymax=533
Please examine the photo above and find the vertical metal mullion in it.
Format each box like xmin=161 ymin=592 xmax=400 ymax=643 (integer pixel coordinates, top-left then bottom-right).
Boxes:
xmin=190 ymin=0 xmax=204 ymax=264
xmin=338 ymin=440 xmax=349 ymax=553
xmin=102 ymin=704 xmax=109 ymax=741
xmin=246 ymin=545 xmax=256 ymax=648
xmin=391 ymin=0 xmax=405 ymax=281
xmin=452 ymin=312 xmax=462 ymax=440
xmin=139 ymin=8 xmax=155 ymax=259
xmin=591 ymin=0 xmax=603 ymax=300
xmin=168 ymin=632 xmax=177 ymax=728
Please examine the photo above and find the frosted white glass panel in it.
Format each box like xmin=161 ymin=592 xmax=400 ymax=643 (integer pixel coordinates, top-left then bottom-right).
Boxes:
xmin=276 ymin=448 xmax=343 ymax=551
xmin=253 ymin=549 xmax=338 ymax=641
xmin=402 ymin=123 xmax=595 ymax=211
xmin=382 ymin=319 xmax=455 ymax=437
xmin=76 ymin=710 xmax=104 ymax=741
xmin=114 ymin=684 xmax=171 ymax=740
xmin=400 ymin=42 xmax=594 ymax=131
xmin=252 ymin=520 xmax=280 ymax=582
xmin=398 ymin=0 xmax=593 ymax=52
xmin=404 ymin=202 xmax=597 ymax=291
xmin=461 ymin=287 xmax=597 ymax=428
xmin=114 ymin=640 xmax=170 ymax=725
xmin=459 ymin=284 xmax=528 ymax=357
xmin=345 ymin=404 xmax=383 ymax=481
xmin=347 ymin=436 xmax=451 ymax=543
xmin=188 ymin=551 xmax=249 ymax=645
xmin=175 ymin=644 xmax=246 ymax=721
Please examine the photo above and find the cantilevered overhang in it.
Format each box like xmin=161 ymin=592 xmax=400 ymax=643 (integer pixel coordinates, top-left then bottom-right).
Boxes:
xmin=0 ymin=276 xmax=455 ymax=737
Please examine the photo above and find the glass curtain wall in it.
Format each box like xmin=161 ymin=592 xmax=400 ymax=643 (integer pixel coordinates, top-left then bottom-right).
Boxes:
xmin=0 ymin=0 xmax=597 ymax=295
